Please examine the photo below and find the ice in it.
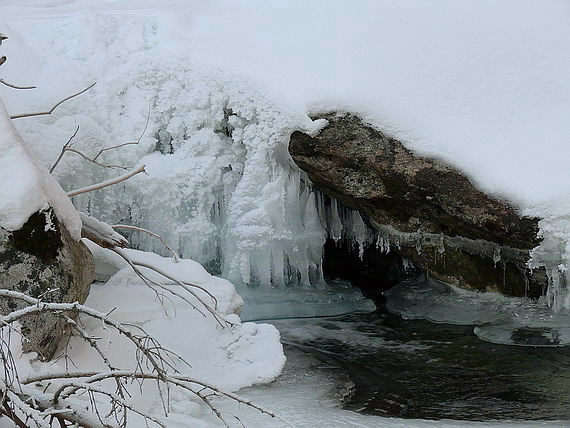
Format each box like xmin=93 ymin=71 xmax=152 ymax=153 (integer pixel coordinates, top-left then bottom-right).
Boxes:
xmin=385 ymin=276 xmax=570 ymax=347
xmin=239 ymin=279 xmax=375 ymax=322
xmin=1 ymin=11 xmax=374 ymax=315
xmin=525 ymin=214 xmax=570 ymax=313
xmin=215 ymin=344 xmax=551 ymax=428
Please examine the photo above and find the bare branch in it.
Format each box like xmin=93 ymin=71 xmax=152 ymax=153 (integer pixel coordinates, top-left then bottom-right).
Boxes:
xmin=64 ymin=147 xmax=131 ymax=170
xmin=23 ymin=371 xmax=284 ymax=425
xmin=53 ymin=382 xmax=166 ymax=428
xmin=131 ymin=259 xmax=223 ymax=324
xmin=10 ymin=82 xmax=97 ymax=119
xmin=0 ymin=79 xmax=36 ymax=90
xmin=92 ymin=142 xmax=139 ymax=163
xmin=49 ymin=125 xmax=80 ymax=173
xmin=80 ymin=213 xmax=129 ymax=249
xmin=109 ymin=247 xmax=209 ymax=320
xmin=111 ymin=225 xmax=180 ymax=263
xmin=67 ymin=165 xmax=145 ymax=197
xmin=0 ymin=290 xmax=174 ymax=379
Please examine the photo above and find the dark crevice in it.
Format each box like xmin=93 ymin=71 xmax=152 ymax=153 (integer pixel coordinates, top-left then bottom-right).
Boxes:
xmin=322 ymin=238 xmax=422 ymax=303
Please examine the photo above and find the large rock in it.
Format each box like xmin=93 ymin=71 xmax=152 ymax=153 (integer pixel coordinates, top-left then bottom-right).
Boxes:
xmin=0 ymin=208 xmax=94 ymax=360
xmin=289 ymin=113 xmax=545 ymax=297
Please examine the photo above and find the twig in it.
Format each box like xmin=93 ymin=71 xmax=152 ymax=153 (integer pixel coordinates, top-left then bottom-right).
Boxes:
xmin=0 ymin=290 xmax=173 ymax=379
xmin=67 ymin=165 xmax=145 ymax=197
xmin=92 ymin=142 xmax=138 ymax=163
xmin=111 ymin=225 xmax=180 ymax=263
xmin=109 ymin=247 xmax=209 ymax=319
xmin=0 ymin=79 xmax=36 ymax=90
xmin=10 ymin=82 xmax=97 ymax=119
xmin=50 ymin=126 xmax=80 ymax=173
xmin=23 ymin=371 xmax=285 ymax=426
xmin=53 ymin=382 xmax=166 ymax=428
xmin=131 ymin=260 xmax=223 ymax=323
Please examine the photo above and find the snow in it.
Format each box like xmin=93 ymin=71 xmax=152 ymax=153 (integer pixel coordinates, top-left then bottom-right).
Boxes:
xmin=0 ymin=97 xmax=81 ymax=237
xmin=2 ymin=0 xmax=569 ymax=306
xmin=2 ymin=243 xmax=286 ymax=427
xmin=1 ymin=0 xmax=569 ymax=294
xmin=1 ymin=1 xmax=570 ymax=423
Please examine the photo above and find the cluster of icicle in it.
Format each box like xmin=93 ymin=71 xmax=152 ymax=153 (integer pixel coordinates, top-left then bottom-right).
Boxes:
xmin=528 ymin=217 xmax=570 ymax=312
xmin=56 ymin=61 xmax=381 ymax=290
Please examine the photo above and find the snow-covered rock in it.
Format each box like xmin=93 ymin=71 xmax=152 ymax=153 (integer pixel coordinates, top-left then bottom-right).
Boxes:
xmin=0 ymin=98 xmax=94 ymax=359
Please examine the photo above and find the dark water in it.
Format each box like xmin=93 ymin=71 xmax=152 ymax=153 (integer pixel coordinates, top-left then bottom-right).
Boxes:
xmin=270 ymin=302 xmax=570 ymax=422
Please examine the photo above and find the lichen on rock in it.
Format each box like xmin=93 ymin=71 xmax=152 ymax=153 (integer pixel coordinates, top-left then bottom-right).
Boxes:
xmin=0 ymin=208 xmax=94 ymax=360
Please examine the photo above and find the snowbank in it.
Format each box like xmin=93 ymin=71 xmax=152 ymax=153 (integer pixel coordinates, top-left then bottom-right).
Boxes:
xmin=84 ymin=243 xmax=285 ymax=391
xmin=9 ymin=243 xmax=285 ymax=427
xmin=4 ymin=0 xmax=567 ymax=208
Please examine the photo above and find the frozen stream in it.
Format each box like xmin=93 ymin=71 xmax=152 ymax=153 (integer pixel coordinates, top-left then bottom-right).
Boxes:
xmin=216 ymin=300 xmax=570 ymax=427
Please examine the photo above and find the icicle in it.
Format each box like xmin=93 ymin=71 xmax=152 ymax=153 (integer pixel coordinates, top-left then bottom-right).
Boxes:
xmin=493 ymin=245 xmax=502 ymax=266
xmin=437 ymin=233 xmax=446 ymax=254
xmin=329 ymin=198 xmax=343 ymax=242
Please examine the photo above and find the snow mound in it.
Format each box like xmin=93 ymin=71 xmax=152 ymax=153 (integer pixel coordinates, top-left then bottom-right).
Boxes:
xmin=0 ymin=98 xmax=81 ymax=237
xmin=12 ymin=244 xmax=286 ymax=426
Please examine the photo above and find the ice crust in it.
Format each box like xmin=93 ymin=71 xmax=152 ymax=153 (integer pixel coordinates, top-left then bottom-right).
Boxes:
xmin=385 ymin=277 xmax=570 ymax=347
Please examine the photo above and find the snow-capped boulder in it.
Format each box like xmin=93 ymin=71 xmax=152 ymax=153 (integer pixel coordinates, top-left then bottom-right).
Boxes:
xmin=0 ymin=99 xmax=94 ymax=360
xmin=290 ymin=113 xmax=545 ymax=297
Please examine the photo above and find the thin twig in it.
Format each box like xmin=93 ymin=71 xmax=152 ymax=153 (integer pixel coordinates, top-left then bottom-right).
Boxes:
xmin=23 ymin=371 xmax=285 ymax=425
xmin=92 ymin=142 xmax=139 ymax=162
xmin=10 ymin=82 xmax=97 ymax=119
xmin=49 ymin=126 xmax=80 ymax=173
xmin=65 ymin=147 xmax=130 ymax=170
xmin=111 ymin=225 xmax=180 ymax=263
xmin=0 ymin=79 xmax=36 ymax=90
xmin=67 ymin=165 xmax=145 ymax=197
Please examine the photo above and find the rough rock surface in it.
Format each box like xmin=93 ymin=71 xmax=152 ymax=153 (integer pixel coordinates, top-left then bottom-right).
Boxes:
xmin=0 ymin=208 xmax=94 ymax=360
xmin=290 ymin=113 xmax=545 ymax=297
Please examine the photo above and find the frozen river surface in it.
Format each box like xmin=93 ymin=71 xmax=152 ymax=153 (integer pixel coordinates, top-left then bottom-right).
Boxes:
xmin=218 ymin=304 xmax=570 ymax=427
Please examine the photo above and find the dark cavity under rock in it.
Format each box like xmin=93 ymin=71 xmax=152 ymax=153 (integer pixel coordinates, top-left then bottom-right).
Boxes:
xmin=289 ymin=113 xmax=545 ymax=297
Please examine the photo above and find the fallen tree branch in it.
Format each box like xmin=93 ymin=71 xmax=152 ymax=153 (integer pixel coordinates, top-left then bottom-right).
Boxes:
xmin=67 ymin=165 xmax=145 ymax=197
xmin=80 ymin=212 xmax=128 ymax=249
xmin=10 ymin=81 xmax=97 ymax=119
